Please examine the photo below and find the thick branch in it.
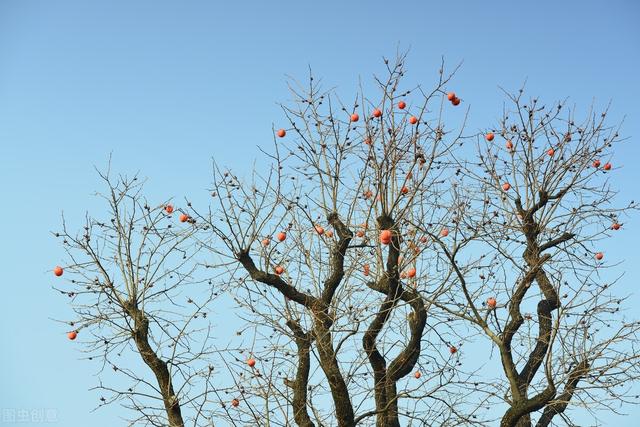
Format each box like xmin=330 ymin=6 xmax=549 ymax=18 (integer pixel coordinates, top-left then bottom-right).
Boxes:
xmin=321 ymin=212 xmax=353 ymax=304
xmin=313 ymin=317 xmax=355 ymax=427
xmin=285 ymin=320 xmax=316 ymax=427
xmin=237 ymin=249 xmax=316 ymax=308
xmin=386 ymin=287 xmax=427 ymax=427
xmin=535 ymin=360 xmax=590 ymax=427
xmin=388 ymin=288 xmax=426 ymax=381
xmin=539 ymin=232 xmax=575 ymax=253
xmin=501 ymin=385 xmax=556 ymax=427
xmin=502 ymin=253 xmax=550 ymax=348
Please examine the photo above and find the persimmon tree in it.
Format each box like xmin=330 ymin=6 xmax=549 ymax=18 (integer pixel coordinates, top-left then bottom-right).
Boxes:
xmin=53 ymin=168 xmax=229 ymax=427
xmin=191 ymin=55 xmax=493 ymax=426
xmin=434 ymin=92 xmax=640 ymax=426
xmin=53 ymin=55 xmax=640 ymax=427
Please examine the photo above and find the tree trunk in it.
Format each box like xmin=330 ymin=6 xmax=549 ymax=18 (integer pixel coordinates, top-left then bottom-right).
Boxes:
xmin=129 ymin=304 xmax=184 ymax=427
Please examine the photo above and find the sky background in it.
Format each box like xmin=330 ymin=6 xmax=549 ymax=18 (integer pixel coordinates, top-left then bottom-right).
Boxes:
xmin=1 ymin=1 xmax=639 ymax=425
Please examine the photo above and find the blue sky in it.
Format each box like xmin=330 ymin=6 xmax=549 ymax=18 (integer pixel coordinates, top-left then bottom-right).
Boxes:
xmin=1 ymin=1 xmax=639 ymax=425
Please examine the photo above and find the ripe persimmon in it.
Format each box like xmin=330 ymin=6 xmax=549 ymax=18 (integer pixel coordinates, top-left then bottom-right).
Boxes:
xmin=277 ymin=129 xmax=286 ymax=138
xmin=397 ymin=101 xmax=406 ymax=109
xmin=275 ymin=265 xmax=285 ymax=275
xmin=372 ymin=108 xmax=382 ymax=118
xmin=447 ymin=92 xmax=456 ymax=101
xmin=67 ymin=331 xmax=77 ymax=340
xmin=277 ymin=232 xmax=286 ymax=242
xmin=487 ymin=297 xmax=497 ymax=309
xmin=54 ymin=266 xmax=64 ymax=277
xmin=380 ymin=230 xmax=392 ymax=245
xmin=350 ymin=113 xmax=360 ymax=122
xmin=409 ymin=116 xmax=418 ymax=125
xmin=485 ymin=132 xmax=495 ymax=142
xmin=164 ymin=205 xmax=174 ymax=214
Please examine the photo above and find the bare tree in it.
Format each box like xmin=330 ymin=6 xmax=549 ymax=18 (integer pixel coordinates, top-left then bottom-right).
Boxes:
xmin=53 ymin=166 xmax=226 ymax=427
xmin=433 ymin=91 xmax=640 ymax=426
xmin=193 ymin=54 xmax=493 ymax=427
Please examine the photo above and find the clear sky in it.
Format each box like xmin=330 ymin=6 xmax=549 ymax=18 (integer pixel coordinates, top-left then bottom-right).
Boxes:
xmin=1 ymin=1 xmax=639 ymax=425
